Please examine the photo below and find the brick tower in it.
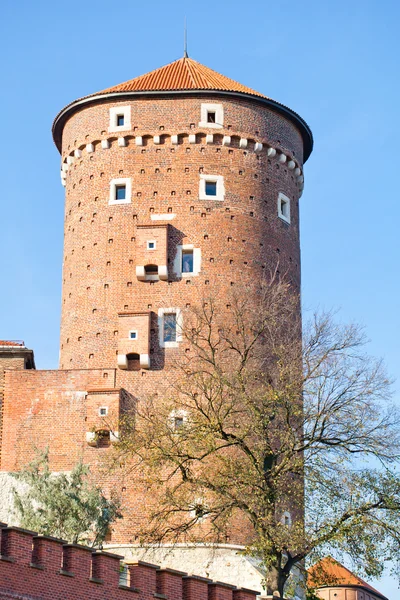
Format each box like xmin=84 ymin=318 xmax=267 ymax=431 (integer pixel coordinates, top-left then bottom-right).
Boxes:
xmin=53 ymin=56 xmax=312 ymax=376
xmin=0 ymin=55 xmax=312 ymax=590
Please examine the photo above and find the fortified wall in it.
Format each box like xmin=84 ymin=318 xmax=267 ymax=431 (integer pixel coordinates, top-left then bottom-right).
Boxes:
xmin=0 ymin=523 xmax=259 ymax=600
xmin=0 ymin=56 xmax=313 ymax=591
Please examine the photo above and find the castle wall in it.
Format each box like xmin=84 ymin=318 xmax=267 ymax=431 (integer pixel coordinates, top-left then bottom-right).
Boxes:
xmin=59 ymin=95 xmax=303 ymax=372
xmin=0 ymin=524 xmax=260 ymax=600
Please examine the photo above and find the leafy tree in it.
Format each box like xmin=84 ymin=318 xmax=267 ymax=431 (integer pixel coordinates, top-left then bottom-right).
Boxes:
xmin=12 ymin=449 xmax=122 ymax=547
xmin=116 ymin=279 xmax=400 ymax=598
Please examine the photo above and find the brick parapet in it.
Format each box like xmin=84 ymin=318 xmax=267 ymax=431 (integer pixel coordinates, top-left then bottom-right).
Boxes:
xmin=0 ymin=524 xmax=259 ymax=600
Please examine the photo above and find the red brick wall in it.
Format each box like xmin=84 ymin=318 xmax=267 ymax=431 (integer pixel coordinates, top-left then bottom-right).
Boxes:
xmin=59 ymin=95 xmax=303 ymax=371
xmin=0 ymin=524 xmax=259 ymax=600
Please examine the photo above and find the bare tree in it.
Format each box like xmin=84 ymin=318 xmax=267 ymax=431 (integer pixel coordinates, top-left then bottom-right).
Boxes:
xmin=116 ymin=279 xmax=400 ymax=598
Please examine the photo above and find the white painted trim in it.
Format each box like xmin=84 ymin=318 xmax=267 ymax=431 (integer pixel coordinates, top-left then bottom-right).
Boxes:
xmin=108 ymin=105 xmax=131 ymax=133
xmin=86 ymin=432 xmax=97 ymax=446
xmin=150 ymin=213 xmax=176 ymax=221
xmin=62 ymin=163 xmax=69 ymax=172
xmin=222 ymin=136 xmax=231 ymax=146
xmin=171 ymin=135 xmax=179 ymax=144
xmin=239 ymin=138 xmax=248 ymax=149
xmin=118 ymin=137 xmax=127 ymax=147
xmin=267 ymin=147 xmax=276 ymax=157
xmin=158 ymin=307 xmax=182 ymax=348
xmin=117 ymin=354 xmax=128 ymax=369
xmin=189 ymin=134 xmax=196 ymax=144
xmin=199 ymin=174 xmax=225 ymax=201
xmin=153 ymin=135 xmax=161 ymax=144
xmin=135 ymin=136 xmax=143 ymax=146
xmin=129 ymin=330 xmax=138 ymax=340
xmin=147 ymin=240 xmax=156 ymax=250
xmin=278 ymin=153 xmax=287 ymax=164
xmin=173 ymin=244 xmax=201 ymax=278
xmin=101 ymin=139 xmax=110 ymax=149
xmin=169 ymin=408 xmax=189 ymax=430
xmin=140 ymin=354 xmax=150 ymax=369
xmin=109 ymin=178 xmax=132 ymax=205
xmin=294 ymin=167 xmax=301 ymax=176
xmin=278 ymin=192 xmax=291 ymax=224
xmin=86 ymin=143 xmax=94 ymax=153
xmin=66 ymin=155 xmax=74 ymax=165
xmin=287 ymin=160 xmax=295 ymax=170
xmin=110 ymin=431 xmax=119 ymax=443
xmin=199 ymin=103 xmax=224 ymax=129
xmin=206 ymin=134 xmax=213 ymax=144
xmin=74 ymin=149 xmax=82 ymax=158
xmin=254 ymin=142 xmax=263 ymax=152
xmin=98 ymin=406 xmax=109 ymax=416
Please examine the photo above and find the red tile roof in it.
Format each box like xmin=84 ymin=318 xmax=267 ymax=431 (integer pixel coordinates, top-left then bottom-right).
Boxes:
xmin=0 ymin=340 xmax=24 ymax=347
xmin=97 ymin=57 xmax=266 ymax=98
xmin=308 ymin=557 xmax=387 ymax=599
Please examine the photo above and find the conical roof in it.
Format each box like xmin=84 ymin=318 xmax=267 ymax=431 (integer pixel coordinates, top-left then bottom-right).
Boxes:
xmin=308 ymin=558 xmax=388 ymax=600
xmin=52 ymin=56 xmax=313 ymax=161
xmin=97 ymin=56 xmax=266 ymax=98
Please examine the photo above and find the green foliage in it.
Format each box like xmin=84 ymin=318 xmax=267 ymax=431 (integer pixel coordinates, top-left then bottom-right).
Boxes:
xmin=12 ymin=449 xmax=122 ymax=547
xmin=116 ymin=280 xmax=400 ymax=597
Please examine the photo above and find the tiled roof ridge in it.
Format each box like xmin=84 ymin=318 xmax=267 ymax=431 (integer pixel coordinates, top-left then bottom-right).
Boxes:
xmin=0 ymin=340 xmax=25 ymax=347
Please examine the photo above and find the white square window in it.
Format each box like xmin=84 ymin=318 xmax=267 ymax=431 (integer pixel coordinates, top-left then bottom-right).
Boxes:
xmin=108 ymin=106 xmax=131 ymax=132
xmin=158 ymin=308 xmax=182 ymax=348
xmin=199 ymin=174 xmax=225 ymax=201
xmin=173 ymin=244 xmax=201 ymax=278
xmin=98 ymin=407 xmax=108 ymax=416
xmin=199 ymin=103 xmax=224 ymax=129
xmin=278 ymin=192 xmax=291 ymax=224
xmin=109 ymin=178 xmax=131 ymax=205
xmin=129 ymin=330 xmax=138 ymax=340
xmin=147 ymin=240 xmax=156 ymax=250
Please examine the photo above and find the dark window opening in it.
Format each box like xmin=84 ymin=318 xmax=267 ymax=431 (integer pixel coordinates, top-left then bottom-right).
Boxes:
xmin=115 ymin=185 xmax=126 ymax=201
xmin=164 ymin=313 xmax=177 ymax=342
xmin=144 ymin=264 xmax=158 ymax=275
xmin=174 ymin=416 xmax=184 ymax=429
xmin=205 ymin=181 xmax=217 ymax=196
xmin=96 ymin=429 xmax=110 ymax=448
xmin=117 ymin=115 xmax=125 ymax=126
xmin=129 ymin=331 xmax=137 ymax=340
xmin=207 ymin=111 xmax=216 ymax=123
xmin=182 ymin=250 xmax=194 ymax=273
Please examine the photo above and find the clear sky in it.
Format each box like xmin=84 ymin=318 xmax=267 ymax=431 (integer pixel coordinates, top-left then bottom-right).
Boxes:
xmin=1 ymin=0 xmax=399 ymax=596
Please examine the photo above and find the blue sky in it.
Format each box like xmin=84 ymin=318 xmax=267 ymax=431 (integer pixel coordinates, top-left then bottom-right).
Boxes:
xmin=0 ymin=0 xmax=399 ymax=595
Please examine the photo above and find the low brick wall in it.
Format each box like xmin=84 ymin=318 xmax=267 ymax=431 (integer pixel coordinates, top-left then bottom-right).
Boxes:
xmin=0 ymin=523 xmax=259 ymax=600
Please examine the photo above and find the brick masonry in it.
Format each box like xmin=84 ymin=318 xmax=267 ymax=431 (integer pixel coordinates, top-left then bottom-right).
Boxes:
xmin=0 ymin=74 xmax=308 ymax=552
xmin=0 ymin=523 xmax=259 ymax=600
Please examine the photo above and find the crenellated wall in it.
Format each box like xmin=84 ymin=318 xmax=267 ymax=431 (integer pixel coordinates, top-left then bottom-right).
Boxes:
xmin=0 ymin=523 xmax=259 ymax=600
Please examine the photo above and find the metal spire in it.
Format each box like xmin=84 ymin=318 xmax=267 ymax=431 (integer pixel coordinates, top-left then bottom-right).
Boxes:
xmin=184 ymin=17 xmax=188 ymax=58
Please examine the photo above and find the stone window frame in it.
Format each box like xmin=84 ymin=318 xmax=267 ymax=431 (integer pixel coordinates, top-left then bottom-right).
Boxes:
xmin=169 ymin=408 xmax=188 ymax=431
xmin=129 ymin=330 xmax=138 ymax=340
xmin=199 ymin=103 xmax=224 ymax=129
xmin=173 ymin=244 xmax=201 ymax=278
xmin=278 ymin=192 xmax=291 ymax=224
xmin=158 ymin=307 xmax=183 ymax=349
xmin=98 ymin=406 xmax=108 ymax=417
xmin=147 ymin=240 xmax=157 ymax=250
xmin=199 ymin=174 xmax=225 ymax=201
xmin=108 ymin=105 xmax=131 ymax=133
xmin=109 ymin=178 xmax=132 ymax=205
xmin=281 ymin=511 xmax=292 ymax=527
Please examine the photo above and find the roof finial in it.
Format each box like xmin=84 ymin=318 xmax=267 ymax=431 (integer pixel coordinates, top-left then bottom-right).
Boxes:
xmin=184 ymin=16 xmax=188 ymax=58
